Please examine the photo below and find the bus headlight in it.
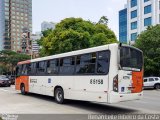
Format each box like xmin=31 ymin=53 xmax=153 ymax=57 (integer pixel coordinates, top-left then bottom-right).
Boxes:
xmin=113 ymin=75 xmax=118 ymax=92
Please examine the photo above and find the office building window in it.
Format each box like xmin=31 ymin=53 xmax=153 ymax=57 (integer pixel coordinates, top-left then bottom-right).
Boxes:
xmin=131 ymin=33 xmax=137 ymax=41
xmin=131 ymin=21 xmax=137 ymax=30
xmin=131 ymin=10 xmax=137 ymax=19
xmin=131 ymin=0 xmax=137 ymax=8
xmin=144 ymin=17 xmax=152 ymax=26
xmin=144 ymin=0 xmax=149 ymax=2
xmin=144 ymin=5 xmax=152 ymax=14
xmin=119 ymin=8 xmax=127 ymax=43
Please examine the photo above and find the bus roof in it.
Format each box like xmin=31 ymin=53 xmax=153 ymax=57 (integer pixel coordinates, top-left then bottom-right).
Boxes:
xmin=18 ymin=43 xmax=119 ymax=64
xmin=18 ymin=60 xmax=31 ymax=65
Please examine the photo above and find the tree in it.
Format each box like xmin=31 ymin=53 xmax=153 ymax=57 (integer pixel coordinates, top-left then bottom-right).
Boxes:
xmin=135 ymin=25 xmax=160 ymax=76
xmin=98 ymin=16 xmax=108 ymax=26
xmin=0 ymin=64 xmax=7 ymax=75
xmin=39 ymin=17 xmax=117 ymax=56
xmin=0 ymin=50 xmax=30 ymax=74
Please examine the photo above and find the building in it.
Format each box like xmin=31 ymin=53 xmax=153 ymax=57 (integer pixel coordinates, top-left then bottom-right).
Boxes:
xmin=119 ymin=7 xmax=128 ymax=43
xmin=119 ymin=0 xmax=160 ymax=44
xmin=41 ymin=21 xmax=56 ymax=31
xmin=31 ymin=21 xmax=56 ymax=56
xmin=0 ymin=0 xmax=32 ymax=53
xmin=31 ymin=32 xmax=42 ymax=55
xmin=0 ymin=0 xmax=5 ymax=51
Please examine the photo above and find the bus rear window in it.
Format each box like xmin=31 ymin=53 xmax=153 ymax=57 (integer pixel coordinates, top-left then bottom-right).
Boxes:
xmin=120 ymin=47 xmax=143 ymax=71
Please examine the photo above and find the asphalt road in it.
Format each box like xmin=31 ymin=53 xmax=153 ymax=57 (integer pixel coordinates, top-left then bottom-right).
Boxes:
xmin=0 ymin=86 xmax=160 ymax=115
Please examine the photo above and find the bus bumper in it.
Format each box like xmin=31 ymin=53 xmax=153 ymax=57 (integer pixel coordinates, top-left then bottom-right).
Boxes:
xmin=108 ymin=91 xmax=143 ymax=104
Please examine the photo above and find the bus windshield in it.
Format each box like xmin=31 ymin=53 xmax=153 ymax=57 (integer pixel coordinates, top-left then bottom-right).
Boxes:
xmin=120 ymin=46 xmax=143 ymax=71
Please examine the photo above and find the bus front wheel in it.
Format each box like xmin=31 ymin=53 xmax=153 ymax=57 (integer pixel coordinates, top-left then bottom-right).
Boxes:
xmin=20 ymin=84 xmax=26 ymax=95
xmin=55 ymin=88 xmax=65 ymax=104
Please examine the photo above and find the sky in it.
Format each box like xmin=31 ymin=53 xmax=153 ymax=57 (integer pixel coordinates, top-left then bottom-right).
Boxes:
xmin=32 ymin=0 xmax=126 ymax=38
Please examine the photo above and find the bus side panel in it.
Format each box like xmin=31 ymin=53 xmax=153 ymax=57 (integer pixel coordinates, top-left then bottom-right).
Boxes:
xmin=72 ymin=76 xmax=108 ymax=103
xmin=28 ymin=76 xmax=74 ymax=97
xmin=132 ymin=70 xmax=143 ymax=93
xmin=108 ymin=44 xmax=119 ymax=103
xmin=29 ymin=76 xmax=53 ymax=96
xmin=15 ymin=76 xmax=29 ymax=92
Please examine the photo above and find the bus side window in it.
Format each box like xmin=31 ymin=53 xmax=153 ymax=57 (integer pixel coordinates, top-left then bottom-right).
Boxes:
xmin=21 ymin=64 xmax=27 ymax=75
xmin=27 ymin=64 xmax=31 ymax=75
xmin=37 ymin=61 xmax=46 ymax=75
xmin=30 ymin=63 xmax=36 ymax=75
xmin=20 ymin=64 xmax=31 ymax=76
xmin=46 ymin=60 xmax=51 ymax=74
xmin=59 ymin=57 xmax=75 ymax=75
xmin=76 ymin=53 xmax=96 ymax=74
xmin=97 ymin=51 xmax=110 ymax=74
xmin=47 ymin=59 xmax=59 ymax=75
xmin=16 ymin=66 xmax=19 ymax=76
xmin=16 ymin=65 xmax=21 ymax=76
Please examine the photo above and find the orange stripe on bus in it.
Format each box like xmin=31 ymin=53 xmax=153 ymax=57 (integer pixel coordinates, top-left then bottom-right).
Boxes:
xmin=132 ymin=70 xmax=143 ymax=93
xmin=15 ymin=76 xmax=29 ymax=92
xmin=18 ymin=60 xmax=30 ymax=65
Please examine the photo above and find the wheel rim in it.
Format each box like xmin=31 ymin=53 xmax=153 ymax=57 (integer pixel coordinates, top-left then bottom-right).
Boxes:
xmin=56 ymin=91 xmax=62 ymax=102
xmin=21 ymin=86 xmax=25 ymax=92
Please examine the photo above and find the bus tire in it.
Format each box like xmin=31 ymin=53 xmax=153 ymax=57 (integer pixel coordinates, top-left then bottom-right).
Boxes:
xmin=20 ymin=84 xmax=26 ymax=95
xmin=55 ymin=88 xmax=65 ymax=104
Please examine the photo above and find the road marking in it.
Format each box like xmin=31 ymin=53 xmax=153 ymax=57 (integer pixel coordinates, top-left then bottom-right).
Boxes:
xmin=0 ymin=88 xmax=17 ymax=93
xmin=0 ymin=88 xmax=9 ymax=92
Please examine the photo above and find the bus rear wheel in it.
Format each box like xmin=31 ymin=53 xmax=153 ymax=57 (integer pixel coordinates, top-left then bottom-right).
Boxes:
xmin=21 ymin=84 xmax=26 ymax=95
xmin=55 ymin=88 xmax=65 ymax=104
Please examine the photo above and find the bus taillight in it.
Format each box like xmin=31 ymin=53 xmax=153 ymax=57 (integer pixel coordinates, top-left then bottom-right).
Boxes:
xmin=113 ymin=75 xmax=118 ymax=92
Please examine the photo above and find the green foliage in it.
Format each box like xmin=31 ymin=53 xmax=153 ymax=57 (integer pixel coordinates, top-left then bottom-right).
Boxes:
xmin=135 ymin=25 xmax=160 ymax=76
xmin=0 ymin=50 xmax=30 ymax=66
xmin=39 ymin=17 xmax=117 ymax=56
xmin=0 ymin=50 xmax=30 ymax=74
xmin=0 ymin=64 xmax=7 ymax=74
xmin=98 ymin=16 xmax=108 ymax=26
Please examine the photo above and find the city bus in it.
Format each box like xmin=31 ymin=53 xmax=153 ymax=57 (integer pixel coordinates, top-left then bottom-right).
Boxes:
xmin=15 ymin=43 xmax=143 ymax=104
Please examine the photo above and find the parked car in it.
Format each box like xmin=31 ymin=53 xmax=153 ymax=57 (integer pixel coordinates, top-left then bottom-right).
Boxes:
xmin=143 ymin=77 xmax=160 ymax=89
xmin=7 ymin=75 xmax=15 ymax=85
xmin=0 ymin=75 xmax=11 ymax=87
